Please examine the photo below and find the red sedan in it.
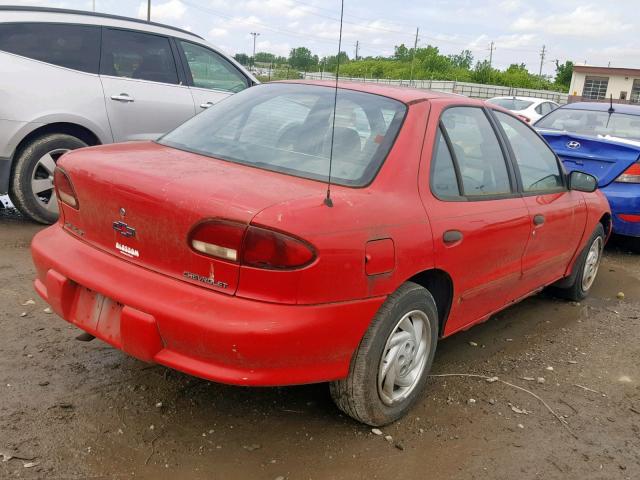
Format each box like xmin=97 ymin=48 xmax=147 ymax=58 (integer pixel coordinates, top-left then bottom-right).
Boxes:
xmin=32 ymin=81 xmax=610 ymax=426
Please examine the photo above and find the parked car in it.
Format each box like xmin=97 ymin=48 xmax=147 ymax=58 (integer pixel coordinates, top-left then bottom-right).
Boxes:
xmin=535 ymin=102 xmax=640 ymax=241
xmin=32 ymin=81 xmax=610 ymax=426
xmin=486 ymin=96 xmax=559 ymax=124
xmin=0 ymin=6 xmax=256 ymax=223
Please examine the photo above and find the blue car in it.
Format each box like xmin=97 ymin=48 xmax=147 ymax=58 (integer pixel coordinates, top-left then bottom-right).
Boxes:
xmin=535 ymin=102 xmax=640 ymax=239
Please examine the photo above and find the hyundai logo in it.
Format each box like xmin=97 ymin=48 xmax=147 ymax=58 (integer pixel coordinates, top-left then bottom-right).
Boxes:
xmin=566 ymin=140 xmax=581 ymax=149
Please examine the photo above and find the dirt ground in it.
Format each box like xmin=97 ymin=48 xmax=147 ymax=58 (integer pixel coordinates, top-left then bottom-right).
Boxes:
xmin=1 ymin=206 xmax=639 ymax=480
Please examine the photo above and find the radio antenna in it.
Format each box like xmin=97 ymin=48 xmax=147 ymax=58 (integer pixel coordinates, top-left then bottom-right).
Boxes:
xmin=324 ymin=0 xmax=345 ymax=208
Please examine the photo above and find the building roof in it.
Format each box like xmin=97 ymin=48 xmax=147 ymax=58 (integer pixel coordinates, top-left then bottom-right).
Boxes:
xmin=560 ymin=102 xmax=640 ymax=115
xmin=573 ymin=65 xmax=640 ymax=77
xmin=279 ymin=80 xmax=460 ymax=104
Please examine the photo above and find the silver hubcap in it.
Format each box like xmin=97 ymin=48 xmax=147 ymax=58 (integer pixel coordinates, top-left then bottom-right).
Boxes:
xmin=581 ymin=236 xmax=603 ymax=291
xmin=378 ymin=310 xmax=431 ymax=406
xmin=31 ymin=149 xmax=68 ymax=214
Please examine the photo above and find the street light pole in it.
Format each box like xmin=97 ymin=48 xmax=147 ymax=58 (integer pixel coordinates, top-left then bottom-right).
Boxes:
xmin=250 ymin=32 xmax=260 ymax=71
xmin=147 ymin=0 xmax=151 ymax=21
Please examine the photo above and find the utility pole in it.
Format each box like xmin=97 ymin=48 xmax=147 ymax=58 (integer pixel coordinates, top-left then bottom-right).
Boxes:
xmin=354 ymin=41 xmax=359 ymax=61
xmin=539 ymin=45 xmax=546 ymax=76
xmin=146 ymin=0 xmax=150 ymax=21
xmin=250 ymin=32 xmax=260 ymax=71
xmin=409 ymin=27 xmax=419 ymax=86
xmin=488 ymin=41 xmax=495 ymax=67
xmin=92 ymin=0 xmax=96 ymax=12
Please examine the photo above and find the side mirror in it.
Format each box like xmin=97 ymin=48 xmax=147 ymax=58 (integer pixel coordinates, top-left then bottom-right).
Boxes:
xmin=568 ymin=171 xmax=598 ymax=193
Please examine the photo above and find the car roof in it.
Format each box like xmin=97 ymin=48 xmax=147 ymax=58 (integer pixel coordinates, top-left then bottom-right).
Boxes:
xmin=489 ymin=96 xmax=554 ymax=103
xmin=278 ymin=80 xmax=462 ymax=104
xmin=0 ymin=5 xmax=203 ymax=40
xmin=559 ymin=102 xmax=640 ymax=115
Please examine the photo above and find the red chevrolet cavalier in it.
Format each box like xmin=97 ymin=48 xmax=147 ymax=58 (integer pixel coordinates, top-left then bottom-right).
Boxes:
xmin=32 ymin=81 xmax=610 ymax=425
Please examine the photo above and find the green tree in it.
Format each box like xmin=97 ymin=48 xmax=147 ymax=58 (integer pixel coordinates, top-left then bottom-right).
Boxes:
xmin=288 ymin=47 xmax=318 ymax=71
xmin=448 ymin=50 xmax=474 ymax=70
xmin=233 ymin=53 xmax=250 ymax=66
xmin=554 ymin=60 xmax=574 ymax=89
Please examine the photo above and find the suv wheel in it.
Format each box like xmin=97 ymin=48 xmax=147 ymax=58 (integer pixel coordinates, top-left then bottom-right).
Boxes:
xmin=330 ymin=282 xmax=438 ymax=426
xmin=9 ymin=134 xmax=87 ymax=224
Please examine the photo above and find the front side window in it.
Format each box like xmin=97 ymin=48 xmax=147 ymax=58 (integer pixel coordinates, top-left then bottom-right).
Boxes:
xmin=582 ymin=76 xmax=608 ymax=100
xmin=101 ymin=28 xmax=178 ymax=85
xmin=179 ymin=41 xmax=247 ymax=93
xmin=495 ymin=112 xmax=564 ymax=192
xmin=0 ymin=22 xmax=100 ymax=73
xmin=159 ymin=83 xmax=406 ymax=186
xmin=440 ymin=107 xmax=512 ymax=196
xmin=535 ymin=108 xmax=640 ymax=141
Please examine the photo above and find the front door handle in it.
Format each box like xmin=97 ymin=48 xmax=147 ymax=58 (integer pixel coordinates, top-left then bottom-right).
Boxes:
xmin=200 ymin=101 xmax=214 ymax=109
xmin=111 ymin=93 xmax=134 ymax=102
xmin=443 ymin=230 xmax=463 ymax=245
xmin=533 ymin=214 xmax=545 ymax=226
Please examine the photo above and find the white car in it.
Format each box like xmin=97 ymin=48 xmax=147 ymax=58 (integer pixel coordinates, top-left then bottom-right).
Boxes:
xmin=0 ymin=6 xmax=257 ymax=223
xmin=486 ymin=96 xmax=559 ymax=124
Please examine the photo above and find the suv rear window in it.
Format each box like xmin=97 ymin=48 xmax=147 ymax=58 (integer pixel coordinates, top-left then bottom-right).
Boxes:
xmin=159 ymin=83 xmax=407 ymax=187
xmin=0 ymin=22 xmax=100 ymax=73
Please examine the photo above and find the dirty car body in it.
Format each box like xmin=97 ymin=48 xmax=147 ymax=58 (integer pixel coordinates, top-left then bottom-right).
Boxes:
xmin=536 ymin=102 xmax=640 ymax=238
xmin=32 ymin=81 xmax=611 ymax=425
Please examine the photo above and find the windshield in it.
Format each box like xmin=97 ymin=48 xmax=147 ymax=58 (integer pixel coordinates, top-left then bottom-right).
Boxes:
xmin=487 ymin=98 xmax=534 ymax=111
xmin=159 ymin=83 xmax=407 ymax=187
xmin=536 ymin=108 xmax=640 ymax=141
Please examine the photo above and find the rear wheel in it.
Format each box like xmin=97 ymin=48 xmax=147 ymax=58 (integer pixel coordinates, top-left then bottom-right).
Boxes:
xmin=9 ymin=133 xmax=87 ymax=224
xmin=330 ymin=282 xmax=438 ymax=426
xmin=554 ymin=224 xmax=605 ymax=301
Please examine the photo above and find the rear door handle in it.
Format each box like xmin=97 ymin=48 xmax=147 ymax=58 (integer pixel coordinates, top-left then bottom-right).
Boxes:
xmin=110 ymin=93 xmax=134 ymax=102
xmin=443 ymin=230 xmax=463 ymax=244
xmin=533 ymin=214 xmax=545 ymax=226
xmin=200 ymin=101 xmax=214 ymax=109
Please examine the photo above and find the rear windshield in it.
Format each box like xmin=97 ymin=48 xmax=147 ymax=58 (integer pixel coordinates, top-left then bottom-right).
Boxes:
xmin=487 ymin=98 xmax=534 ymax=111
xmin=159 ymin=83 xmax=407 ymax=187
xmin=535 ymin=108 xmax=640 ymax=141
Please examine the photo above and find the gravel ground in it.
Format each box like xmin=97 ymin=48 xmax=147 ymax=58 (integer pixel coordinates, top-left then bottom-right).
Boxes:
xmin=1 ymin=207 xmax=639 ymax=479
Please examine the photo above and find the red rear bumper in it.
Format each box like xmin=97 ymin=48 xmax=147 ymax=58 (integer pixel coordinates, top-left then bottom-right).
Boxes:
xmin=31 ymin=226 xmax=385 ymax=386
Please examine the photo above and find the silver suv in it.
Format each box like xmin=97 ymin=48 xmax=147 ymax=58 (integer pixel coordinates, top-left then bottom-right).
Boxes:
xmin=0 ymin=6 xmax=256 ymax=223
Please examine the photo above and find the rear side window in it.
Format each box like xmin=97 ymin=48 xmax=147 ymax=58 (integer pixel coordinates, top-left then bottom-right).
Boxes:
xmin=494 ymin=111 xmax=564 ymax=192
xmin=439 ymin=107 xmax=512 ymax=197
xmin=431 ymin=128 xmax=460 ymax=198
xmin=0 ymin=22 xmax=100 ymax=73
xmin=178 ymin=40 xmax=247 ymax=93
xmin=101 ymin=28 xmax=179 ymax=85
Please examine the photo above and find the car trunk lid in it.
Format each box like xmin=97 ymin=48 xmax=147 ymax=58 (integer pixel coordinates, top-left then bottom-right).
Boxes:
xmin=58 ymin=141 xmax=325 ymax=295
xmin=539 ymin=131 xmax=640 ymax=187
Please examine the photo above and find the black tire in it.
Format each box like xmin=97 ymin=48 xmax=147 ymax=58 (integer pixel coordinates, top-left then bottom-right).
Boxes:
xmin=330 ymin=282 xmax=439 ymax=426
xmin=552 ymin=223 xmax=605 ymax=301
xmin=9 ymin=133 xmax=87 ymax=224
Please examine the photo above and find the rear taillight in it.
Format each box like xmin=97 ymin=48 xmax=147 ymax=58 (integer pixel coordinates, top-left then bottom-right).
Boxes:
xmin=616 ymin=162 xmax=640 ymax=183
xmin=517 ymin=114 xmax=531 ymax=123
xmin=53 ymin=167 xmax=79 ymax=209
xmin=188 ymin=220 xmax=316 ymax=270
xmin=243 ymin=225 xmax=315 ymax=269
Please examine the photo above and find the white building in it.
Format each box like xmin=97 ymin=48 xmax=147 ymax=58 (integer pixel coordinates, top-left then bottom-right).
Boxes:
xmin=569 ymin=65 xmax=640 ymax=104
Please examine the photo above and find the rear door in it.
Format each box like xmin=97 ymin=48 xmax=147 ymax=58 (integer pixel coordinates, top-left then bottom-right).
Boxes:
xmin=493 ymin=111 xmax=586 ymax=293
xmin=422 ymin=105 xmax=531 ymax=335
xmin=99 ymin=28 xmax=195 ymax=142
xmin=175 ymin=39 xmax=250 ymax=112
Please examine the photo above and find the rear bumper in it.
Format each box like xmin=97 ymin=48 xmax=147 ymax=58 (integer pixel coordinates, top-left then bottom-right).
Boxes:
xmin=602 ymin=182 xmax=640 ymax=237
xmin=31 ymin=225 xmax=385 ymax=386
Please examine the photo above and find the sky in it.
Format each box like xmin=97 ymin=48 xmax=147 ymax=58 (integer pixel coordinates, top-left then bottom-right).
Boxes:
xmin=2 ymin=0 xmax=639 ymax=76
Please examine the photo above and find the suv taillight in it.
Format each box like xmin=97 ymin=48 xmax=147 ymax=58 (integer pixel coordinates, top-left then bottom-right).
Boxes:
xmin=53 ymin=167 xmax=79 ymax=209
xmin=188 ymin=220 xmax=316 ymax=270
xmin=616 ymin=162 xmax=640 ymax=183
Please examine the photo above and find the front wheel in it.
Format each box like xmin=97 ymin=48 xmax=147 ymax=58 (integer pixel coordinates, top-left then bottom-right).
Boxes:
xmin=330 ymin=282 xmax=438 ymax=426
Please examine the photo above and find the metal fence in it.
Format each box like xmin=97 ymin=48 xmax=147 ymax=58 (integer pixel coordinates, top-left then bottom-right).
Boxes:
xmin=303 ymin=73 xmax=569 ymax=104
